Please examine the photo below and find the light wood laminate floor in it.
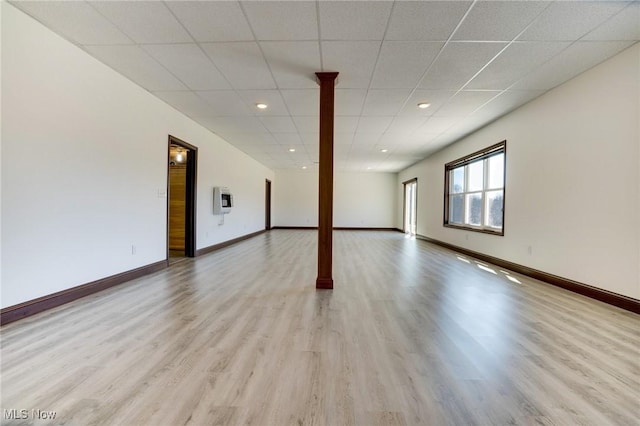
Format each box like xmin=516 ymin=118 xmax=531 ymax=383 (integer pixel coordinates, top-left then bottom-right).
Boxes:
xmin=1 ymin=230 xmax=639 ymax=425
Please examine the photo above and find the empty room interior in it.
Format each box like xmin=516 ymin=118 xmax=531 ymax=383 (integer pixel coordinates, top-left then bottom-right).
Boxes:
xmin=1 ymin=1 xmax=639 ymax=425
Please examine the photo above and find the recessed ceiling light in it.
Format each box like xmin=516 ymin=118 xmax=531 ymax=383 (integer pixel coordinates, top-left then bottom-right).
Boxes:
xmin=380 ymin=149 xmax=388 ymax=153
xmin=367 ymin=167 xmax=372 ymax=170
xmin=302 ymin=166 xmax=307 ymax=169
xmin=256 ymin=103 xmax=268 ymax=109
xmin=289 ymin=148 xmax=296 ymax=152
xmin=417 ymin=102 xmax=431 ymax=109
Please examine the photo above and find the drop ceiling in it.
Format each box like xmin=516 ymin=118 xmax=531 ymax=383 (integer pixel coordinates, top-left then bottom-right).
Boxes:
xmin=9 ymin=1 xmax=639 ymax=172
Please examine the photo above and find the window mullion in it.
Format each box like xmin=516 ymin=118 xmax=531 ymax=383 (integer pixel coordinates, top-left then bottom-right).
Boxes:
xmin=482 ymin=158 xmax=489 ymax=229
xmin=464 ymin=165 xmax=469 ymax=225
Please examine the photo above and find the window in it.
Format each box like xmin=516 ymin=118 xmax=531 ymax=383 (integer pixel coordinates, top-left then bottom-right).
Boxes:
xmin=444 ymin=141 xmax=506 ymax=235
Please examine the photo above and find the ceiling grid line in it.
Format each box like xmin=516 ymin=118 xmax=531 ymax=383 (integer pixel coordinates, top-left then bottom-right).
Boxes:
xmin=387 ymin=0 xmax=480 ymax=158
xmin=11 ymin=0 xmax=638 ymax=172
xmin=347 ymin=0 xmax=398 ymax=170
xmin=236 ymin=0 xmax=313 ymax=168
xmin=426 ymin=0 xmax=632 ymax=146
xmin=411 ymin=0 xmax=559 ymax=149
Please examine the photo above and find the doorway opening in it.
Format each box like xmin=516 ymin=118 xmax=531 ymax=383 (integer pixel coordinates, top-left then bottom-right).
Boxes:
xmin=403 ymin=178 xmax=417 ymax=237
xmin=167 ymin=135 xmax=197 ymax=261
xmin=265 ymin=179 xmax=272 ymax=230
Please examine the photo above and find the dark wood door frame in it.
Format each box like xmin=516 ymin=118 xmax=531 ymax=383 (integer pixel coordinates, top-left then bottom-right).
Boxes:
xmin=265 ymin=179 xmax=272 ymax=230
xmin=167 ymin=135 xmax=198 ymax=258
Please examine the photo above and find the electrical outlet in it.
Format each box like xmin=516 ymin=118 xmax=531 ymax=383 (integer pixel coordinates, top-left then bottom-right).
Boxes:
xmin=527 ymin=245 xmax=532 ymax=255
xmin=131 ymin=245 xmax=136 ymax=255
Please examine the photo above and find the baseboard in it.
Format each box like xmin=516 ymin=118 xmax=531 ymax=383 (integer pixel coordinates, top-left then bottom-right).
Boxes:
xmin=416 ymin=234 xmax=640 ymax=314
xmin=271 ymin=226 xmax=317 ymax=230
xmin=195 ymin=229 xmax=266 ymax=256
xmin=316 ymin=278 xmax=334 ymax=289
xmin=333 ymin=227 xmax=399 ymax=231
xmin=0 ymin=260 xmax=168 ymax=326
xmin=271 ymin=226 xmax=400 ymax=231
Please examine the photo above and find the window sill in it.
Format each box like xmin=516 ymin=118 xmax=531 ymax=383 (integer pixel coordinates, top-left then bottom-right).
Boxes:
xmin=444 ymin=223 xmax=504 ymax=236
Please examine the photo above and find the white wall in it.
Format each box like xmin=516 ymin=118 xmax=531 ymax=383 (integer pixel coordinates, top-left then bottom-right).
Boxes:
xmin=1 ymin=4 xmax=273 ymax=308
xmin=398 ymin=43 xmax=640 ymax=299
xmin=273 ymin=171 xmax=397 ymax=228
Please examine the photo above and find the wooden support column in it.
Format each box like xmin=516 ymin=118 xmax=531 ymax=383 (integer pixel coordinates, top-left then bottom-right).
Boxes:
xmin=315 ymin=72 xmax=338 ymax=289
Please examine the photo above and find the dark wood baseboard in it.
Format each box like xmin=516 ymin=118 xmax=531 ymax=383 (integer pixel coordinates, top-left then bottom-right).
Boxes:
xmin=272 ymin=226 xmax=400 ymax=231
xmin=316 ymin=278 xmax=334 ymax=289
xmin=272 ymin=226 xmax=317 ymax=230
xmin=416 ymin=235 xmax=640 ymax=314
xmin=196 ymin=229 xmax=265 ymax=256
xmin=333 ymin=227 xmax=399 ymax=231
xmin=1 ymin=260 xmax=168 ymax=326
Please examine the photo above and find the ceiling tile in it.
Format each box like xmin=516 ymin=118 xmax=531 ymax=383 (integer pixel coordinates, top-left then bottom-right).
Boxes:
xmin=11 ymin=1 xmax=132 ymax=45
xmin=201 ymin=42 xmax=276 ymax=89
xmin=362 ymin=89 xmax=412 ymax=116
xmin=398 ymin=90 xmax=456 ymax=116
xmin=420 ymin=42 xmax=507 ymax=90
xmin=453 ymin=1 xmax=549 ymax=41
xmin=260 ymin=116 xmax=298 ymax=133
xmin=16 ymin=0 xmax=634 ymax=174
xmin=335 ymin=117 xmax=359 ymax=134
xmin=166 ymin=1 xmax=253 ymax=42
xmin=353 ymin=132 xmax=384 ymax=145
xmin=518 ymin=1 xmax=628 ymax=41
xmin=356 ymin=117 xmax=394 ymax=134
xmin=370 ymin=42 xmax=443 ymax=88
xmin=236 ymin=90 xmax=290 ymax=116
xmin=200 ymin=116 xmax=267 ymax=135
xmin=141 ymin=44 xmax=230 ymax=90
xmin=152 ymin=91 xmax=217 ymax=118
xmin=334 ymin=133 xmax=355 ymax=146
xmin=264 ymin=143 xmax=291 ymax=154
xmin=300 ymin=132 xmax=320 ymax=146
xmin=319 ymin=1 xmax=393 ymax=41
xmin=583 ymin=3 xmax=640 ymax=41
xmin=83 ymin=45 xmax=187 ymax=91
xmin=223 ymin=133 xmax=278 ymax=146
xmin=470 ymin=90 xmax=544 ymax=123
xmin=385 ymin=117 xmax=428 ymax=135
xmin=292 ymin=117 xmax=319 ymax=133
xmin=272 ymin=133 xmax=303 ymax=146
xmin=378 ymin=133 xmax=407 ymax=146
xmin=242 ymin=1 xmax=318 ymax=41
xmin=466 ymin=41 xmax=570 ymax=90
xmin=196 ymin=90 xmax=253 ymax=116
xmin=234 ymin=144 xmax=268 ymax=155
xmin=434 ymin=90 xmax=500 ymax=117
xmin=335 ymin=89 xmax=367 ymax=116
xmin=89 ymin=1 xmax=192 ymax=43
xmin=322 ymin=41 xmax=381 ymax=88
xmin=417 ymin=116 xmax=460 ymax=134
xmin=260 ymin=41 xmax=321 ymax=89
xmin=281 ymin=89 xmax=319 ymax=116
xmin=512 ymin=41 xmax=634 ymax=91
xmin=349 ymin=144 xmax=375 ymax=155
xmin=386 ymin=1 xmax=471 ymax=41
